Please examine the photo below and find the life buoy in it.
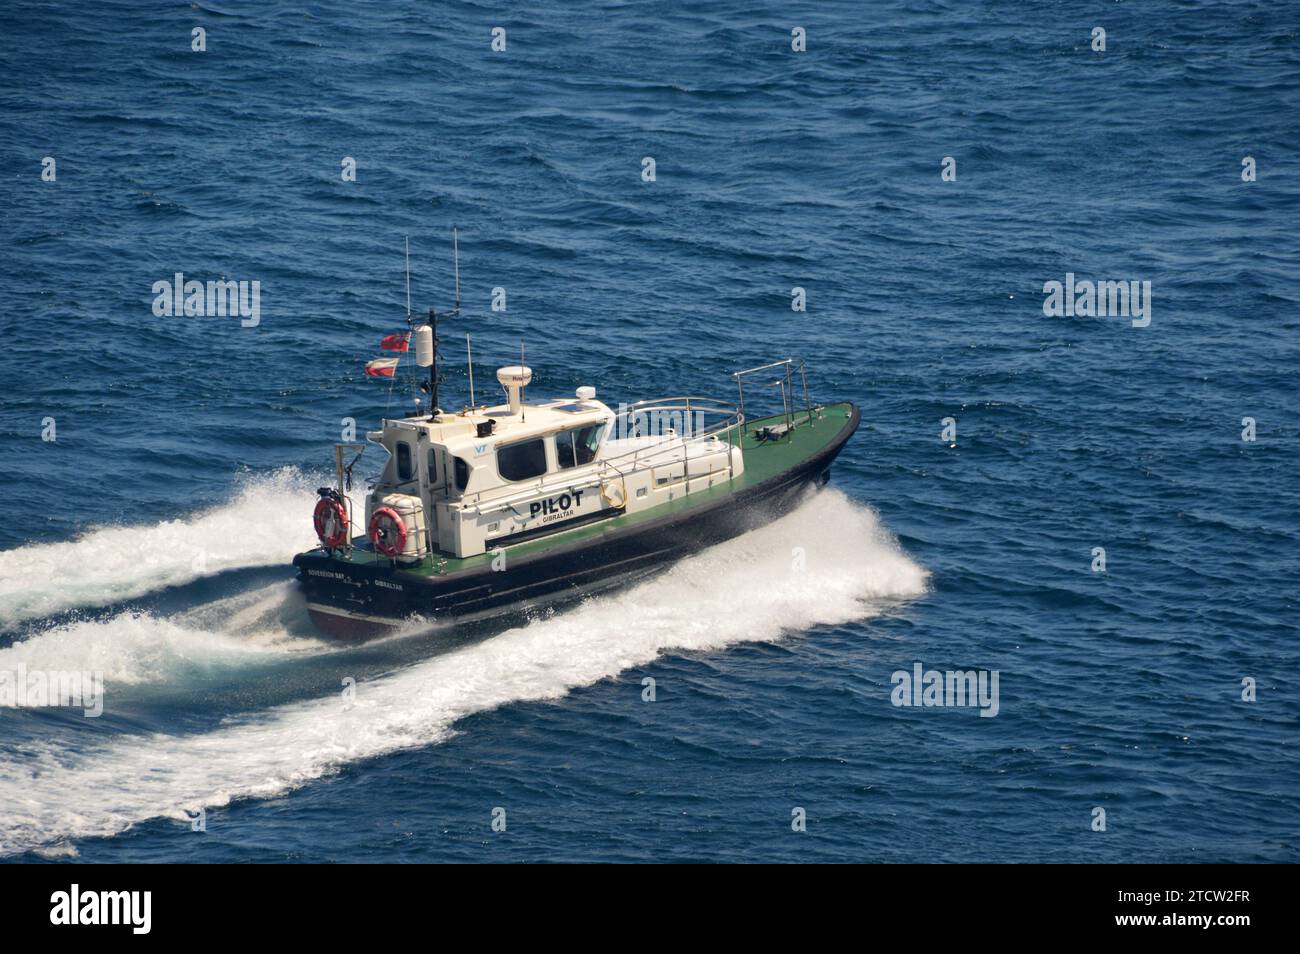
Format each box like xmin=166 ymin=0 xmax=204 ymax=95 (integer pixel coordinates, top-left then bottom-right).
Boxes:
xmin=368 ymin=506 xmax=407 ymax=557
xmin=601 ymin=480 xmax=626 ymax=509
xmin=313 ymin=497 xmax=349 ymax=548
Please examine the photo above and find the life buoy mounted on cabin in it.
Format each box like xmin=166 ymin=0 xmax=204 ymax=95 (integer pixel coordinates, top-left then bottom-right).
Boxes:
xmin=368 ymin=506 xmax=408 ymax=557
xmin=313 ymin=491 xmax=349 ymax=549
xmin=600 ymin=479 xmax=627 ymax=509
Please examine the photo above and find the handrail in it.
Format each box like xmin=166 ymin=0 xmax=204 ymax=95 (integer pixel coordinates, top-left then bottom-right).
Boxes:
xmin=598 ymin=397 xmax=743 ymax=491
xmin=730 ymin=358 xmax=796 ymax=379
xmin=622 ymin=395 xmax=734 ymax=412
xmin=731 ymin=356 xmax=813 ymax=434
xmin=456 ymin=474 xmax=602 ymax=516
xmin=446 ymin=396 xmax=741 ymax=511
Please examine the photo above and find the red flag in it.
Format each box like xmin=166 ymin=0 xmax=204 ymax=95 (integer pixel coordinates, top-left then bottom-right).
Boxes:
xmin=365 ymin=357 xmax=400 ymax=378
xmin=380 ymin=333 xmax=410 ymax=352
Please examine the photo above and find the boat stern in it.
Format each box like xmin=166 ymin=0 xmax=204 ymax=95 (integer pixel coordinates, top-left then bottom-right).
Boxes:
xmin=292 ymin=548 xmax=410 ymax=640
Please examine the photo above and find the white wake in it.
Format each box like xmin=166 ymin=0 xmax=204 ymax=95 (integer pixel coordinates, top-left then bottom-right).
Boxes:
xmin=0 ymin=490 xmax=927 ymax=856
xmin=0 ymin=583 xmax=328 ymax=685
xmin=0 ymin=468 xmax=320 ymax=626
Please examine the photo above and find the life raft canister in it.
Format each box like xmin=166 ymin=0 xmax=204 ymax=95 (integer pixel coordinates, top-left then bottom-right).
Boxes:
xmin=368 ymin=506 xmax=407 ymax=557
xmin=313 ymin=495 xmax=349 ymax=548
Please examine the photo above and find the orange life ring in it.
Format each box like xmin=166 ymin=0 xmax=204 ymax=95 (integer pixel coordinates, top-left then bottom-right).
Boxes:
xmin=368 ymin=506 xmax=407 ymax=557
xmin=313 ymin=497 xmax=349 ymax=548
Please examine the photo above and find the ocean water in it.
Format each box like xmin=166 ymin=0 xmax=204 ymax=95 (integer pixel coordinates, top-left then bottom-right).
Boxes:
xmin=0 ymin=0 xmax=1297 ymax=862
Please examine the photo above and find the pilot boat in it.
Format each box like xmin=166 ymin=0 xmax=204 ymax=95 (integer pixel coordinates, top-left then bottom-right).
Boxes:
xmin=293 ymin=245 xmax=859 ymax=639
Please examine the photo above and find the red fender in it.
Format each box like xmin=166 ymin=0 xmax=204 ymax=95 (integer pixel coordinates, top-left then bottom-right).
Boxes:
xmin=368 ymin=506 xmax=407 ymax=557
xmin=313 ymin=497 xmax=349 ymax=548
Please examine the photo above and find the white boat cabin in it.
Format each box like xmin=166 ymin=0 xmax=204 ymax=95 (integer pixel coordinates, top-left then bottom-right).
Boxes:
xmin=356 ymin=366 xmax=744 ymax=562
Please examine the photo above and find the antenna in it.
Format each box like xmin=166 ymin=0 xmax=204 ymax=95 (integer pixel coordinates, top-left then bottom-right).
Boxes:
xmin=418 ymin=229 xmax=463 ymax=420
xmin=466 ymin=333 xmax=475 ymax=407
xmin=404 ymin=236 xmax=411 ymax=323
xmin=425 ymin=306 xmax=439 ymax=418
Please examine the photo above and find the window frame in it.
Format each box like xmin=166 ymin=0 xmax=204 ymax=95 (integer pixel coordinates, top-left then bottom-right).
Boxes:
xmin=396 ymin=441 xmax=414 ymax=482
xmin=555 ymin=423 xmax=605 ymax=470
xmin=495 ymin=437 xmax=550 ymax=483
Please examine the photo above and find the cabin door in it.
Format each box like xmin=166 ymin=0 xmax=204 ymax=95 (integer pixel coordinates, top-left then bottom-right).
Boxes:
xmin=423 ymin=443 xmax=442 ymax=546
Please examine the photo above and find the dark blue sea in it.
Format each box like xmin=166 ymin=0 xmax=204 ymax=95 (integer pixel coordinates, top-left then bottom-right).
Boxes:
xmin=1 ymin=0 xmax=1297 ymax=863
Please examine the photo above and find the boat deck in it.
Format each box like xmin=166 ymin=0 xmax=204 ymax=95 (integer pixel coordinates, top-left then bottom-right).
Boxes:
xmin=318 ymin=402 xmax=856 ymax=578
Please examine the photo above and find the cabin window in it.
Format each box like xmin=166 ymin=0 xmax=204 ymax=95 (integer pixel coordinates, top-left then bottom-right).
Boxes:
xmin=497 ymin=438 xmax=548 ymax=481
xmin=396 ymin=441 xmax=413 ymax=481
xmin=453 ymin=457 xmax=469 ymax=492
xmin=556 ymin=424 xmax=605 ymax=469
xmin=427 ymin=448 xmax=439 ymax=484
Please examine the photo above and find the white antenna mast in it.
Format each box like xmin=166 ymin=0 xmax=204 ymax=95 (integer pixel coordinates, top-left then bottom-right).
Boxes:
xmin=466 ymin=333 xmax=475 ymax=407
xmin=404 ymin=236 xmax=412 ymax=323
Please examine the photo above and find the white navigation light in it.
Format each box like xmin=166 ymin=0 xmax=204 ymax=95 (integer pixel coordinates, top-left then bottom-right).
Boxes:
xmin=496 ymin=365 xmax=532 ymax=415
xmin=414 ymin=325 xmax=434 ymax=368
xmin=576 ymin=386 xmax=596 ymax=401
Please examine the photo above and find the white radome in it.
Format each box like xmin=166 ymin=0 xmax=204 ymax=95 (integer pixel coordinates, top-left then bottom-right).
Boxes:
xmin=497 ymin=365 xmax=532 ymax=414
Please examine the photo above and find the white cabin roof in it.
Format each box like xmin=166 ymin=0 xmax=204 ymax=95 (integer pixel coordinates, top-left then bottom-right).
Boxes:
xmin=381 ymin=398 xmax=611 ymax=456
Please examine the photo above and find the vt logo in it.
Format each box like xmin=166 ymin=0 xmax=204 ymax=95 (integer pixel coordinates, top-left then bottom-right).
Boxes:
xmin=474 ymin=443 xmax=488 ymax=454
